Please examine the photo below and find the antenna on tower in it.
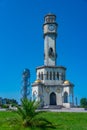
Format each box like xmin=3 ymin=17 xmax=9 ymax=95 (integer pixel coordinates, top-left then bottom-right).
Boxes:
xmin=21 ymin=68 xmax=30 ymax=99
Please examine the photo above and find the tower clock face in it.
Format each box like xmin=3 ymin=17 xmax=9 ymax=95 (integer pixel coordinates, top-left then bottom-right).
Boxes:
xmin=48 ymin=24 xmax=55 ymax=31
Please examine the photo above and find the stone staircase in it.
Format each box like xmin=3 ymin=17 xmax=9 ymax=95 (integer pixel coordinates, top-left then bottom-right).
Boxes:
xmin=43 ymin=105 xmax=63 ymax=109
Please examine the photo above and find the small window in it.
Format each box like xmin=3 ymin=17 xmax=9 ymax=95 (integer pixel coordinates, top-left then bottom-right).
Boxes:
xmin=38 ymin=72 xmax=40 ymax=79
xmin=53 ymin=72 xmax=55 ymax=80
xmin=49 ymin=48 xmax=53 ymax=54
xmin=57 ymin=72 xmax=59 ymax=80
xmin=48 ymin=48 xmax=54 ymax=57
xmin=64 ymin=92 xmax=68 ymax=103
xmin=41 ymin=72 xmax=43 ymax=80
xmin=50 ymin=72 xmax=52 ymax=80
xmin=63 ymin=74 xmax=65 ymax=80
xmin=61 ymin=73 xmax=65 ymax=80
xmin=46 ymin=71 xmax=48 ymax=80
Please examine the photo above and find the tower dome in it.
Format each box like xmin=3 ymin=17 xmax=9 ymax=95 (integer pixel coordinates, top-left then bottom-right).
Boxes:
xmin=35 ymin=79 xmax=42 ymax=83
xmin=64 ymin=80 xmax=70 ymax=85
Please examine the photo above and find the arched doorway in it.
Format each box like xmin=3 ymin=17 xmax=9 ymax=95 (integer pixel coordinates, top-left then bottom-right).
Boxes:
xmin=64 ymin=92 xmax=68 ymax=103
xmin=50 ymin=92 xmax=56 ymax=105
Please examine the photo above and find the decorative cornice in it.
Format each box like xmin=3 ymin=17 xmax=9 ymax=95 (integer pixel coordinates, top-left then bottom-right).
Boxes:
xmin=36 ymin=65 xmax=66 ymax=70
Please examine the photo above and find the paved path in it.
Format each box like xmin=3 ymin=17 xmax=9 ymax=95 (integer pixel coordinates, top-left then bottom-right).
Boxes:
xmin=38 ymin=108 xmax=87 ymax=112
xmin=0 ymin=108 xmax=87 ymax=113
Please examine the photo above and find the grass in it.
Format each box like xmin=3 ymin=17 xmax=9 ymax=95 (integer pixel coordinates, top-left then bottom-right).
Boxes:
xmin=0 ymin=111 xmax=87 ymax=130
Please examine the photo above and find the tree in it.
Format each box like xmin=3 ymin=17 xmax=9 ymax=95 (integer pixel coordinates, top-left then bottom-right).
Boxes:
xmin=80 ymin=98 xmax=87 ymax=107
xmin=3 ymin=98 xmax=18 ymax=105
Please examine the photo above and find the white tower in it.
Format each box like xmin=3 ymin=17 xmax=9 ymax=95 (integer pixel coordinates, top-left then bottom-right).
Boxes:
xmin=32 ymin=13 xmax=74 ymax=108
xmin=43 ymin=14 xmax=58 ymax=66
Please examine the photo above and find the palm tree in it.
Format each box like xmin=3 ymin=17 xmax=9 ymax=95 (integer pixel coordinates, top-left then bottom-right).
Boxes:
xmin=11 ymin=98 xmax=55 ymax=129
xmin=17 ymin=98 xmax=40 ymax=127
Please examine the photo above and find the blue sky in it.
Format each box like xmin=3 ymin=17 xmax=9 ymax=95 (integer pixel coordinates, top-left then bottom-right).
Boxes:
xmin=0 ymin=0 xmax=87 ymax=104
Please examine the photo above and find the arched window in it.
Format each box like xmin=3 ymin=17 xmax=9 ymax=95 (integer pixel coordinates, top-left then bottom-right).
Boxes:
xmin=48 ymin=48 xmax=54 ymax=57
xmin=38 ymin=72 xmax=40 ymax=79
xmin=53 ymin=72 xmax=55 ymax=80
xmin=46 ymin=71 xmax=48 ymax=80
xmin=50 ymin=72 xmax=52 ymax=80
xmin=57 ymin=72 xmax=59 ymax=80
xmin=61 ymin=73 xmax=65 ymax=80
xmin=64 ymin=92 xmax=68 ymax=103
xmin=62 ymin=73 xmax=65 ymax=81
xmin=41 ymin=72 xmax=43 ymax=80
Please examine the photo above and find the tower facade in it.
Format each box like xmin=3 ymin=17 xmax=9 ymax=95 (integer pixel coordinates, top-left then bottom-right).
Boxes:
xmin=32 ymin=13 xmax=74 ymax=108
xmin=43 ymin=14 xmax=57 ymax=66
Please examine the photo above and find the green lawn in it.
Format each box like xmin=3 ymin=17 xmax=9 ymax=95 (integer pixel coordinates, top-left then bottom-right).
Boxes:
xmin=0 ymin=111 xmax=87 ymax=130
